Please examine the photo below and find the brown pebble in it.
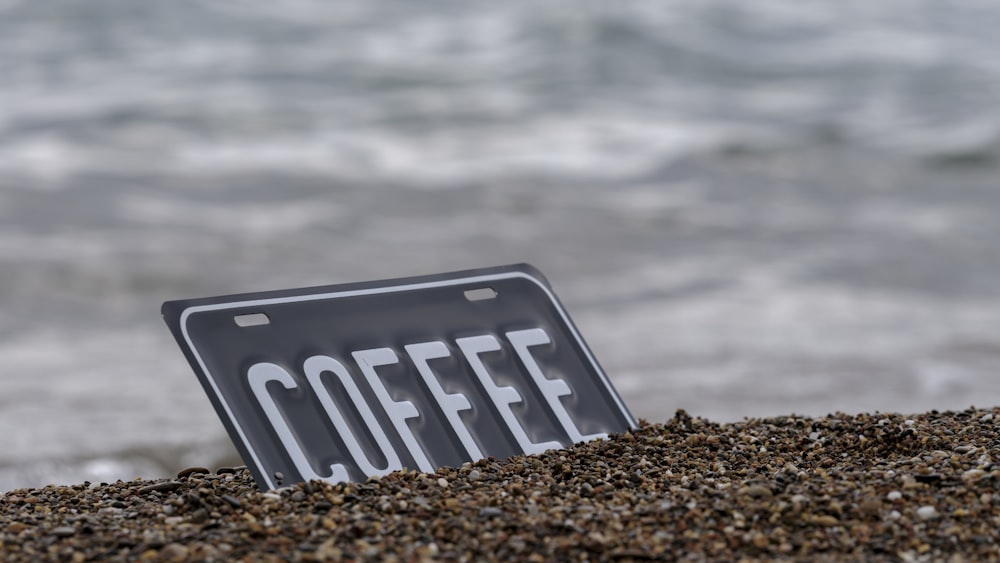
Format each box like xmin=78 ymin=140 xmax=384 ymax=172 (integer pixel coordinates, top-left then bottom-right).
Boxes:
xmin=742 ymin=484 xmax=773 ymax=499
xmin=159 ymin=543 xmax=189 ymax=561
xmin=190 ymin=508 xmax=209 ymax=524
xmin=859 ymin=499 xmax=882 ymax=517
xmin=812 ymin=515 xmax=840 ymax=527
xmin=177 ymin=467 xmax=209 ymax=479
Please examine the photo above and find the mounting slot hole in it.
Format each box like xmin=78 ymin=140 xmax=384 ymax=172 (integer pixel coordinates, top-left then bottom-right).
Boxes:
xmin=464 ymin=287 xmax=498 ymax=301
xmin=234 ymin=313 xmax=271 ymax=327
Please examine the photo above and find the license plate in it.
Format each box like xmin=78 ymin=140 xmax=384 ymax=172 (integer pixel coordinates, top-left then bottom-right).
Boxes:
xmin=162 ymin=264 xmax=635 ymax=490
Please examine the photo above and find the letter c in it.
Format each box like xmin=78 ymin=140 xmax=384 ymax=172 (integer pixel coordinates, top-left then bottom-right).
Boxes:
xmin=248 ymin=362 xmax=351 ymax=484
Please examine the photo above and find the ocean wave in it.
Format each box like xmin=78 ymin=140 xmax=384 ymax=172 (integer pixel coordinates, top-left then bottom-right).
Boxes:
xmin=2 ymin=0 xmax=1000 ymax=190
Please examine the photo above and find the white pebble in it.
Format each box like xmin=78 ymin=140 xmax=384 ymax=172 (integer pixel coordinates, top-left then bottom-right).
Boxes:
xmin=962 ymin=469 xmax=985 ymax=481
xmin=981 ymin=413 xmax=994 ymax=422
xmin=916 ymin=505 xmax=937 ymax=520
xmin=887 ymin=491 xmax=902 ymax=501
xmin=889 ymin=510 xmax=901 ymax=520
xmin=904 ymin=419 xmax=915 ymax=426
xmin=437 ymin=478 xmax=449 ymax=488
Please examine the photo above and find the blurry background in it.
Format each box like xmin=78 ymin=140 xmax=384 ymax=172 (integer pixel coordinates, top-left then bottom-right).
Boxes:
xmin=2 ymin=0 xmax=1000 ymax=490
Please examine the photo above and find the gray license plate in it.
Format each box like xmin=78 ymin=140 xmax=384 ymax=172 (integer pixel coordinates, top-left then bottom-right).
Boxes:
xmin=162 ymin=264 xmax=635 ymax=490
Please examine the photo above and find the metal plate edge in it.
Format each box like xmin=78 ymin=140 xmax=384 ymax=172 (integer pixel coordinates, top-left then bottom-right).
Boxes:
xmin=172 ymin=266 xmax=636 ymax=489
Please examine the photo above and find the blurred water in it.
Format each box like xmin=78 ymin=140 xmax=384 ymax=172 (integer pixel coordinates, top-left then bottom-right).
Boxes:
xmin=2 ymin=0 xmax=1000 ymax=490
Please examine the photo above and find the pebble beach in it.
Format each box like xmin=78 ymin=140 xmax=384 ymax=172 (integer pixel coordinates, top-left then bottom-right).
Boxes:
xmin=3 ymin=408 xmax=999 ymax=561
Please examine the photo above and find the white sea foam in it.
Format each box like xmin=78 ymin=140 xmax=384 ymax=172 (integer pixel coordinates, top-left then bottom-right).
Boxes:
xmin=119 ymin=195 xmax=347 ymax=237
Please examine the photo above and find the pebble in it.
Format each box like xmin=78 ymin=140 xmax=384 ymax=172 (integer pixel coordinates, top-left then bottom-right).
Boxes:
xmin=742 ymin=484 xmax=773 ymax=499
xmin=137 ymin=481 xmax=183 ymax=494
xmin=160 ymin=543 xmax=189 ymax=560
xmin=177 ymin=467 xmax=209 ymax=479
xmin=50 ymin=526 xmax=76 ymax=537
xmin=3 ymin=407 xmax=999 ymax=561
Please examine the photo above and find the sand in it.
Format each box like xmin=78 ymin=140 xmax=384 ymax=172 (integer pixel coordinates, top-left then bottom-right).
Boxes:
xmin=2 ymin=408 xmax=998 ymax=561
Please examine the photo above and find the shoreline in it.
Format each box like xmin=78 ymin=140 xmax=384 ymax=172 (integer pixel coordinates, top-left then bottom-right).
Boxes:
xmin=2 ymin=408 xmax=998 ymax=561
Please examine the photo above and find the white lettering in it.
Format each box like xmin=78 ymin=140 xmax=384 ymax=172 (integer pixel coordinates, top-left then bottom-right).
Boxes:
xmin=302 ymin=355 xmax=402 ymax=478
xmin=248 ymin=327 xmax=601 ymax=482
xmin=507 ymin=328 xmax=607 ymax=443
xmin=248 ymin=362 xmax=348 ymax=483
xmin=353 ymin=348 xmax=434 ymax=473
xmin=455 ymin=334 xmax=562 ymax=455
xmin=405 ymin=341 xmax=483 ymax=462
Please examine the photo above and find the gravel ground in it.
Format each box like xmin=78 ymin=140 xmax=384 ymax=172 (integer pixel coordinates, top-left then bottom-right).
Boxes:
xmin=2 ymin=408 xmax=999 ymax=561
